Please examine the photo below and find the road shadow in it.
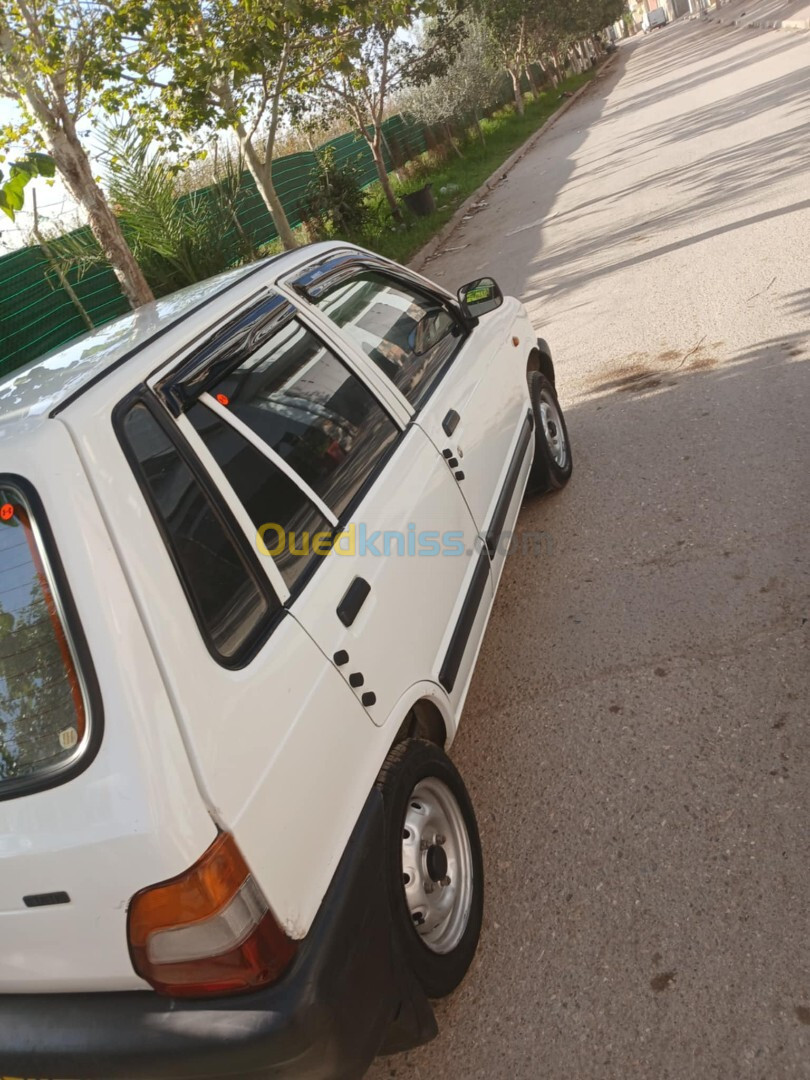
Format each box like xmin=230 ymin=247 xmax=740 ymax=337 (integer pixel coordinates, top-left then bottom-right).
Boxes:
xmin=603 ymin=20 xmax=806 ymax=122
xmin=516 ymin=52 xmax=810 ymax=305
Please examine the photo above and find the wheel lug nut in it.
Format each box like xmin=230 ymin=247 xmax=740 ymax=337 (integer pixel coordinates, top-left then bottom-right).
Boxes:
xmin=435 ymin=834 xmax=446 ymax=846
xmin=420 ymin=839 xmax=430 ymax=851
xmin=440 ymin=876 xmax=451 ymax=888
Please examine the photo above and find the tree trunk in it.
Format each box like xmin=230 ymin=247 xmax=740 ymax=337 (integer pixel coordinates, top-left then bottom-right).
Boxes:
xmin=443 ymin=123 xmax=464 ymax=159
xmin=542 ymin=58 xmax=559 ymax=89
xmin=48 ymin=129 xmax=153 ymax=308
xmin=236 ymin=125 xmax=298 ymax=250
xmin=525 ymin=64 xmax=540 ymax=98
xmin=367 ymin=129 xmax=402 ymax=221
xmin=508 ymin=68 xmax=525 ymax=116
xmin=473 ymin=109 xmax=486 ymax=149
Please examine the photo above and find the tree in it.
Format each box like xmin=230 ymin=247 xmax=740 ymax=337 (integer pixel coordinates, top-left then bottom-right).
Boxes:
xmin=403 ymin=17 xmax=501 ymax=151
xmin=47 ymin=124 xmax=259 ymax=296
xmin=0 ymin=1 xmax=154 ymax=307
xmin=474 ymin=0 xmax=534 ymax=116
xmin=309 ymin=1 xmax=461 ymax=221
xmin=115 ymin=0 xmax=348 ymax=251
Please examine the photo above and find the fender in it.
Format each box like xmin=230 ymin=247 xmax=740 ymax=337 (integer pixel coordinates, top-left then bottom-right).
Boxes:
xmin=383 ymin=679 xmax=458 ymax=749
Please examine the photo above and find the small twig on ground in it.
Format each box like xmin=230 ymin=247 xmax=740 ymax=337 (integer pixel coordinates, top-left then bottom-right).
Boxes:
xmin=746 ymin=275 xmax=777 ymax=302
xmin=675 ymin=334 xmax=708 ymax=369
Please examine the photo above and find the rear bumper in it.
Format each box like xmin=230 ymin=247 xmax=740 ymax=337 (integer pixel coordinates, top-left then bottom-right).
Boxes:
xmin=0 ymin=790 xmax=437 ymax=1079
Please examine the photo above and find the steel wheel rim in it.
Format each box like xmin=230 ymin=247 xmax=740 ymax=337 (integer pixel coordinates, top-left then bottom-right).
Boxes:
xmin=401 ymin=777 xmax=474 ymax=955
xmin=539 ymin=390 xmax=567 ymax=468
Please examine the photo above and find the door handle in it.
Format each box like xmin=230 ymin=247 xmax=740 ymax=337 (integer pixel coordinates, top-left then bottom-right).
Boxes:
xmin=337 ymin=577 xmax=371 ymax=627
xmin=442 ymin=409 xmax=460 ymax=436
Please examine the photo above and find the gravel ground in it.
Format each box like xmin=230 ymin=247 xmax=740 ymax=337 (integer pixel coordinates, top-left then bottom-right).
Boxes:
xmin=369 ymin=20 xmax=810 ymax=1080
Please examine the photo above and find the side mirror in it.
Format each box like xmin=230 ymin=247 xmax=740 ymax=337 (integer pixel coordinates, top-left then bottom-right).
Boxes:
xmin=457 ymin=277 xmax=504 ymax=321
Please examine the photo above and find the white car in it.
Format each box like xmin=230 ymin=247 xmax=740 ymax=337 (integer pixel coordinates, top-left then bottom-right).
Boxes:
xmin=0 ymin=241 xmax=572 ymax=1078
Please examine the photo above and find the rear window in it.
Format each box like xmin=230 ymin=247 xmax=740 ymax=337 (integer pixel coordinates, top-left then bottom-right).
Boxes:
xmin=0 ymin=483 xmax=88 ymax=788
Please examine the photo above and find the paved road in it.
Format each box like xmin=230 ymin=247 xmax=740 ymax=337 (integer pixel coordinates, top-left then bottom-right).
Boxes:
xmin=371 ymin=20 xmax=810 ymax=1080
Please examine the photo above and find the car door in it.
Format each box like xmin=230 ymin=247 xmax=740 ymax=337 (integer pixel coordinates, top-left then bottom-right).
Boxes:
xmin=156 ymin=293 xmax=486 ymax=726
xmin=297 ymin=263 xmax=532 ymax=551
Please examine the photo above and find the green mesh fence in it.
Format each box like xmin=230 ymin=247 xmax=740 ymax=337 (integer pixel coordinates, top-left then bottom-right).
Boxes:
xmin=0 ymin=74 xmax=543 ymax=378
xmin=0 ymin=238 xmax=131 ymax=380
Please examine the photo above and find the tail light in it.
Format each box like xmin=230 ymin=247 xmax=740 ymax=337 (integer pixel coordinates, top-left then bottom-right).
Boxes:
xmin=127 ymin=832 xmax=297 ymax=997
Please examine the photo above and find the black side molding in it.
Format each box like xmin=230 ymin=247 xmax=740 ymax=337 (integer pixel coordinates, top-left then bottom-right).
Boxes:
xmin=439 ymin=547 xmax=490 ymax=694
xmin=337 ymin=577 xmax=371 ymax=627
xmin=23 ymin=891 xmax=70 ymax=908
xmin=484 ymin=412 xmax=534 ymax=558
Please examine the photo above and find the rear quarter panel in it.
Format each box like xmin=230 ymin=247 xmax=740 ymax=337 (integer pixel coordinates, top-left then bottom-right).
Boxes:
xmin=0 ymin=421 xmax=216 ymax=991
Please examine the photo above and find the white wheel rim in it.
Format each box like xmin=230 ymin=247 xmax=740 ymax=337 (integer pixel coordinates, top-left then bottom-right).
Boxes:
xmin=401 ymin=777 xmax=474 ymax=955
xmin=539 ymin=390 xmax=568 ymax=468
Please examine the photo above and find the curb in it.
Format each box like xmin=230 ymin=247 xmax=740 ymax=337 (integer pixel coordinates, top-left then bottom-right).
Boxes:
xmin=408 ymin=52 xmax=620 ymax=272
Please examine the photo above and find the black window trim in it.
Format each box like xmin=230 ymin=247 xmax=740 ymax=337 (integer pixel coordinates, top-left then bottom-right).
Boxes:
xmin=155 ymin=292 xmax=295 ymax=418
xmin=290 ymin=250 xmax=463 ymax=316
xmin=113 ymin=388 xmax=286 ymax=671
xmin=0 ymin=474 xmax=104 ymax=802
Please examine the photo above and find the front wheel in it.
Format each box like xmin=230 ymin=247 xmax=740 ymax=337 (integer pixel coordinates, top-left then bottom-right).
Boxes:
xmin=376 ymin=739 xmax=484 ymax=999
xmin=526 ymin=371 xmax=573 ymax=495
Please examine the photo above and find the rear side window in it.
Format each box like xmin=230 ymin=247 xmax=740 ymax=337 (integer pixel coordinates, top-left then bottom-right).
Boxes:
xmin=187 ymin=402 xmax=332 ymax=592
xmin=121 ymin=403 xmax=276 ymax=664
xmin=206 ymin=319 xmax=398 ymax=520
xmin=316 ymin=272 xmax=463 ymax=406
xmin=0 ymin=484 xmax=88 ymax=788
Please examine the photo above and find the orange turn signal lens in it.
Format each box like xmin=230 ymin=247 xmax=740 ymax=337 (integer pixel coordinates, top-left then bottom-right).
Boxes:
xmin=127 ymin=832 xmax=297 ymax=998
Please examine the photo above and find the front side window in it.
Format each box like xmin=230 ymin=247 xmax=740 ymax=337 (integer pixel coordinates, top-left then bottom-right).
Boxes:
xmin=121 ymin=403 xmax=274 ymax=663
xmin=0 ymin=483 xmax=88 ymax=790
xmin=315 ymin=271 xmax=463 ymax=406
xmin=205 ymin=318 xmax=398 ymax=522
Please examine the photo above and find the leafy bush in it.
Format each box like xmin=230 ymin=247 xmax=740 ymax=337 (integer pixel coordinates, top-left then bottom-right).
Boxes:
xmin=303 ymin=146 xmax=368 ymax=237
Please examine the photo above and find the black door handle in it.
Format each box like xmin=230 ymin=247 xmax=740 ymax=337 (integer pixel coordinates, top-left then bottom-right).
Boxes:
xmin=442 ymin=409 xmax=460 ymax=436
xmin=337 ymin=577 xmax=371 ymax=627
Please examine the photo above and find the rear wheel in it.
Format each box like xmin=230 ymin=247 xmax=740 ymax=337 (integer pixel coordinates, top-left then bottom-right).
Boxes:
xmin=526 ymin=371 xmax=573 ymax=495
xmin=376 ymin=739 xmax=484 ymax=998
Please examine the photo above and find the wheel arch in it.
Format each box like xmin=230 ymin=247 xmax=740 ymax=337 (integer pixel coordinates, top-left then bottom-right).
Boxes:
xmin=386 ymin=682 xmax=455 ymax=752
xmin=527 ymin=339 xmax=556 ymax=387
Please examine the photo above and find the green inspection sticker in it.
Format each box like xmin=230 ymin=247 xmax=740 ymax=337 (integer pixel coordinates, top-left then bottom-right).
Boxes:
xmin=466 ymin=286 xmax=492 ymax=303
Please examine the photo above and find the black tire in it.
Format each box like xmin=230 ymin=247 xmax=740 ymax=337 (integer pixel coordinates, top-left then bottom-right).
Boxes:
xmin=376 ymin=739 xmax=484 ymax=999
xmin=526 ymin=371 xmax=573 ymax=495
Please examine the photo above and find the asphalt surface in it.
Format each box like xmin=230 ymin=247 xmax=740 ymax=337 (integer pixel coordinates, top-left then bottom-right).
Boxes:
xmin=370 ymin=21 xmax=810 ymax=1080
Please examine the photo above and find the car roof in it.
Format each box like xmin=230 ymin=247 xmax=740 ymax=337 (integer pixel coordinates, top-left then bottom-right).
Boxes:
xmin=0 ymin=243 xmax=347 ymax=429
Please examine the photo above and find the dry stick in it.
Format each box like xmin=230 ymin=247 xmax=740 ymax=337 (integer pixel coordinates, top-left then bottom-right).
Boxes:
xmin=32 ymin=190 xmax=94 ymax=333
xmin=675 ymin=334 xmax=708 ymax=369
xmin=746 ymin=275 xmax=777 ymax=303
